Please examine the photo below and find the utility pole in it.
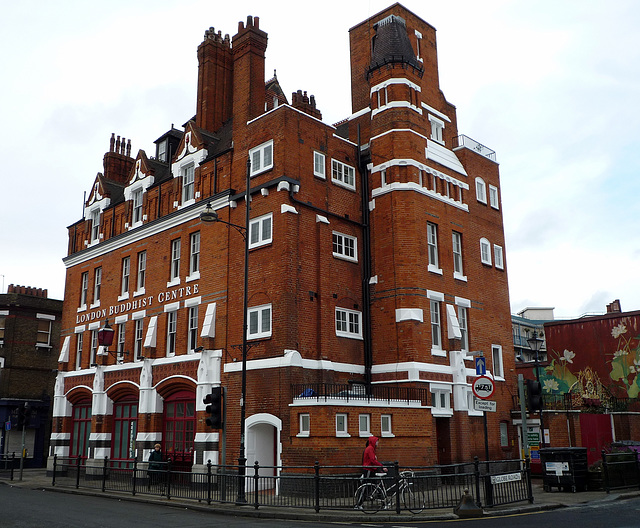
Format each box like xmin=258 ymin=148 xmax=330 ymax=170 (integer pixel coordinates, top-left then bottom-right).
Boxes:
xmin=518 ymin=375 xmax=530 ymax=459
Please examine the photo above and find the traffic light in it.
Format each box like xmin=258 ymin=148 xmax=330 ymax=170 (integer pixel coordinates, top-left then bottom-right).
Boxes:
xmin=203 ymin=387 xmax=222 ymax=429
xmin=526 ymin=379 xmax=543 ymax=412
xmin=16 ymin=403 xmax=30 ymax=428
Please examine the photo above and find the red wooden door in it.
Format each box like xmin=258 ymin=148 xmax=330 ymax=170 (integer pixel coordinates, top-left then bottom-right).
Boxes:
xmin=580 ymin=414 xmax=613 ymax=466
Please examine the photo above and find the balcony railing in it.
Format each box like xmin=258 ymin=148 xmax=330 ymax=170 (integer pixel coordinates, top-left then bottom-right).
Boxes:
xmin=291 ymin=383 xmax=429 ymax=406
xmin=452 ymin=135 xmax=496 ymax=161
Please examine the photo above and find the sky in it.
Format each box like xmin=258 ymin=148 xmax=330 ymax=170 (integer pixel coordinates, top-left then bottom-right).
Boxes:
xmin=1 ymin=0 xmax=639 ymax=320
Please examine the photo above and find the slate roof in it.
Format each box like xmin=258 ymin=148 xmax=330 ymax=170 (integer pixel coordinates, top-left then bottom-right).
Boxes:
xmin=369 ymin=14 xmax=423 ymax=75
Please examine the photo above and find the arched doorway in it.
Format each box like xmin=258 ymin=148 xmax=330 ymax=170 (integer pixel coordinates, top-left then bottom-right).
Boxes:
xmin=111 ymin=400 xmax=138 ymax=468
xmin=70 ymin=399 xmax=92 ymax=460
xmin=246 ymin=414 xmax=281 ymax=492
xmin=163 ymin=390 xmax=196 ymax=472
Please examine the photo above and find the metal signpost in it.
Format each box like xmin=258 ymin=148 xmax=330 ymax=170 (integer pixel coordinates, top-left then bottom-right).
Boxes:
xmin=472 ymin=375 xmax=495 ymax=461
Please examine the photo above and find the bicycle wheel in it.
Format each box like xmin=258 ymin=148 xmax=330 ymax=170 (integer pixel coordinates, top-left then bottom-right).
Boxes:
xmin=402 ymin=484 xmax=425 ymax=514
xmin=355 ymin=483 xmax=384 ymax=513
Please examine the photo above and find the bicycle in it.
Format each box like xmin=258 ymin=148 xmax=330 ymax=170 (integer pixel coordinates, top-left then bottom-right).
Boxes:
xmin=354 ymin=469 xmax=425 ymax=513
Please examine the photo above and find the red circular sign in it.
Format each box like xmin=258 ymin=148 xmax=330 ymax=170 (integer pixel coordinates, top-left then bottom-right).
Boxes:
xmin=472 ymin=376 xmax=495 ymax=400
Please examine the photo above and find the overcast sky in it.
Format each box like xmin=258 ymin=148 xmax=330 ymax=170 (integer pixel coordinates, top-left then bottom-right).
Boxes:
xmin=1 ymin=0 xmax=639 ymax=320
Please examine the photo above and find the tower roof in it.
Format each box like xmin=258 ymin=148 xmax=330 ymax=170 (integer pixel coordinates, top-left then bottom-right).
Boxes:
xmin=369 ymin=14 xmax=423 ymax=75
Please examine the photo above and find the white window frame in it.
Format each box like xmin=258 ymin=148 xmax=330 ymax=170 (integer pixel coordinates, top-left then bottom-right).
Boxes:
xmin=335 ymin=307 xmax=362 ymax=340
xmin=494 ymin=244 xmax=504 ymax=270
xmin=116 ymin=323 xmax=126 ymax=362
xmin=36 ymin=317 xmax=53 ymax=348
xmin=489 ymin=184 xmax=499 ymax=209
xmin=135 ymin=251 xmax=146 ymax=294
xmin=189 ymin=231 xmax=200 ymax=278
xmin=430 ymin=384 xmax=453 ymax=417
xmin=166 ymin=310 xmax=177 ymax=357
xmin=480 ymin=238 xmax=492 ymax=266
xmin=134 ymin=319 xmax=144 ymax=361
xmin=313 ymin=151 xmax=326 ymax=179
xmin=427 ymin=222 xmax=441 ymax=274
xmin=336 ymin=413 xmax=350 ymax=437
xmin=249 ymin=140 xmax=274 ymax=177
xmin=430 ymin=299 xmax=442 ymax=354
xmin=358 ymin=414 xmax=371 ymax=437
xmin=297 ymin=413 xmax=310 ymax=437
xmin=157 ymin=139 xmax=167 ymax=162
xmin=120 ymin=257 xmax=131 ymax=298
xmin=500 ymin=422 xmax=509 ymax=447
xmin=452 ymin=231 xmax=466 ymax=281
xmin=170 ymin=238 xmax=181 ymax=284
xmin=475 ymin=177 xmax=487 ymax=204
xmin=332 ymin=232 xmax=357 ymax=262
xmin=90 ymin=208 xmax=100 ymax=242
xmin=93 ymin=267 xmax=102 ymax=306
xmin=90 ymin=330 xmax=98 ymax=366
xmin=429 ymin=115 xmax=445 ymax=145
xmin=458 ymin=305 xmax=469 ymax=353
xmin=188 ymin=305 xmax=199 ymax=353
xmin=381 ymin=414 xmax=394 ymax=438
xmin=248 ymin=304 xmax=272 ymax=340
xmin=132 ymin=188 xmax=143 ymax=225
xmin=249 ymin=213 xmax=273 ymax=249
xmin=75 ymin=332 xmax=83 ymax=370
xmin=79 ymin=272 xmax=89 ymax=310
xmin=182 ymin=163 xmax=195 ymax=204
xmin=331 ymin=159 xmax=356 ymax=191
xmin=492 ymin=344 xmax=504 ymax=380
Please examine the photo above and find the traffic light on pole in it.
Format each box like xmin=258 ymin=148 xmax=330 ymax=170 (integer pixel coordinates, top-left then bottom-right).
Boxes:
xmin=526 ymin=379 xmax=543 ymax=412
xmin=203 ymin=387 xmax=222 ymax=429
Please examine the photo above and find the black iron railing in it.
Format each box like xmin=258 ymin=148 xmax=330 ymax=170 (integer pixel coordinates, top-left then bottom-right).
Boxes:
xmin=0 ymin=453 xmax=17 ymax=480
xmin=51 ymin=455 xmax=533 ymax=513
xmin=291 ymin=383 xmax=429 ymax=406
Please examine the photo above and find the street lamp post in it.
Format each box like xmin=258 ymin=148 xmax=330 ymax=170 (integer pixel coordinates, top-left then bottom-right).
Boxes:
xmin=527 ymin=330 xmax=545 ymax=448
xmin=200 ymin=157 xmax=251 ymax=504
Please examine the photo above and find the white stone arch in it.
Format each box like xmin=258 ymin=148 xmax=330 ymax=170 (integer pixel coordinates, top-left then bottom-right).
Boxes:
xmin=245 ymin=413 xmax=282 ymax=492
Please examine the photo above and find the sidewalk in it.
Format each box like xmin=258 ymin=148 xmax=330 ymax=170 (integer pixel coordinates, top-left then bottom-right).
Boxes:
xmin=2 ymin=468 xmax=639 ymax=522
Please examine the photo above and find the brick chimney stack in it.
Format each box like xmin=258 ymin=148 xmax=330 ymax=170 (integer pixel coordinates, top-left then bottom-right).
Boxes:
xmin=103 ymin=133 xmax=134 ymax=184
xmin=196 ymin=27 xmax=233 ymax=133
xmin=7 ymin=284 xmax=48 ymax=298
xmin=232 ymin=16 xmax=268 ymax=125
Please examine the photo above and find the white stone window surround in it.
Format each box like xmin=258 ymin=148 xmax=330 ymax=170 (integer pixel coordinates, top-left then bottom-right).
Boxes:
xmin=455 ymin=297 xmax=472 ymax=358
xmin=480 ymin=238 xmax=492 ymax=266
xmin=427 ymin=290 xmax=445 ymax=357
xmin=297 ymin=413 xmax=310 ymax=437
xmin=187 ymin=231 xmax=200 ymax=281
xmin=414 ymin=29 xmax=423 ymax=62
xmin=429 ymin=114 xmax=445 ymax=145
xmin=492 ymin=344 xmax=505 ymax=380
xmin=358 ymin=413 xmax=371 ymax=437
xmin=430 ymin=382 xmax=453 ymax=417
xmin=381 ymin=414 xmax=394 ymax=437
xmin=452 ymin=231 xmax=467 ymax=282
xmin=124 ymin=158 xmax=156 ymax=229
xmin=249 ymin=139 xmax=274 ymax=177
xmin=427 ymin=222 xmax=442 ymax=275
xmin=171 ymin=136 xmax=207 ymax=210
xmin=336 ymin=413 xmax=350 ymax=437
xmin=475 ymin=177 xmax=488 ymax=204
xmin=180 ymin=162 xmax=195 ymax=206
xmin=88 ymin=207 xmax=101 ymax=246
xmin=332 ymin=231 xmax=358 ymax=262
xmin=370 ymin=78 xmax=423 ymax=118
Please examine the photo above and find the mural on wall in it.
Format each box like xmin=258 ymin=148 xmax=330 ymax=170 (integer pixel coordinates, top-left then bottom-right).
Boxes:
xmin=608 ymin=324 xmax=640 ymax=398
xmin=537 ymin=349 xmax=578 ymax=394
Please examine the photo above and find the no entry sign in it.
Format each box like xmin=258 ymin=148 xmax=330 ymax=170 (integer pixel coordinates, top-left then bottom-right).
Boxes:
xmin=472 ymin=375 xmax=495 ymax=400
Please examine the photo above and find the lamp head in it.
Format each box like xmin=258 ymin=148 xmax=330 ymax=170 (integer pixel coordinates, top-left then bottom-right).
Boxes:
xmin=200 ymin=203 xmax=219 ymax=223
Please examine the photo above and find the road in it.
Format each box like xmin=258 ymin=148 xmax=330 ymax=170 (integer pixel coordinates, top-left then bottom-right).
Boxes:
xmin=2 ymin=484 xmax=640 ymax=527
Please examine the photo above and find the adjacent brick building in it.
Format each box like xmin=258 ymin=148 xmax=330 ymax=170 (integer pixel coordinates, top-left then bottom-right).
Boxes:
xmin=51 ymin=3 xmax=516 ymax=475
xmin=1 ymin=284 xmax=63 ymax=466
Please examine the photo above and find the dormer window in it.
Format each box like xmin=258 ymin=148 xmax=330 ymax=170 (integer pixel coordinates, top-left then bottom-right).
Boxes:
xmin=90 ymin=209 xmax=100 ymax=242
xmin=429 ymin=115 xmax=444 ymax=145
xmin=157 ymin=139 xmax=167 ymax=162
xmin=132 ymin=188 xmax=143 ymax=224
xmin=182 ymin=164 xmax=195 ymax=203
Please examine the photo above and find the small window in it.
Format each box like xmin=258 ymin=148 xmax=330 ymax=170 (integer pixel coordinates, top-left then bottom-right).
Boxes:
xmin=170 ymin=239 xmax=181 ymax=282
xmin=492 ymin=344 xmax=504 ymax=379
xmin=132 ymin=188 xmax=143 ymax=224
xmin=90 ymin=330 xmax=98 ymax=366
xmin=249 ymin=140 xmax=274 ymax=177
xmin=429 ymin=115 xmax=444 ymax=144
xmin=90 ymin=209 xmax=100 ymax=242
xmin=121 ymin=257 xmax=131 ymax=297
xmin=0 ymin=314 xmax=6 ymax=344
xmin=36 ymin=319 xmax=52 ymax=347
xmin=427 ymin=222 xmax=440 ymax=273
xmin=75 ymin=332 xmax=83 ymax=370
xmin=136 ymin=251 xmax=147 ymax=292
xmin=166 ymin=311 xmax=177 ymax=357
xmin=331 ymin=159 xmax=356 ymax=190
xmin=358 ymin=414 xmax=370 ymax=437
xmin=452 ymin=231 xmax=464 ymax=279
xmin=134 ymin=319 xmax=144 ymax=360
xmin=80 ymin=272 xmax=88 ymax=308
xmin=430 ymin=386 xmax=452 ymax=417
xmin=93 ymin=267 xmax=102 ymax=304
xmin=430 ymin=300 xmax=441 ymax=351
xmin=188 ymin=306 xmax=199 ymax=353
xmin=182 ymin=164 xmax=195 ymax=203
xmin=489 ymin=185 xmax=499 ymax=209
xmin=332 ymin=232 xmax=357 ymax=262
xmin=248 ymin=304 xmax=272 ymax=340
xmin=381 ymin=414 xmax=393 ymax=437
xmin=480 ymin=238 xmax=492 ymax=265
xmin=458 ymin=306 xmax=469 ymax=352
xmin=336 ymin=413 xmax=349 ymax=437
xmin=494 ymin=244 xmax=504 ymax=270
xmin=335 ymin=308 xmax=362 ymax=339
xmin=190 ymin=231 xmax=200 ymax=275
xmin=249 ymin=213 xmax=273 ymax=249
xmin=298 ymin=413 xmax=310 ymax=437
xmin=500 ymin=422 xmax=509 ymax=447
xmin=157 ymin=139 xmax=167 ymax=162
xmin=475 ymin=177 xmax=487 ymax=204
xmin=116 ymin=324 xmax=126 ymax=362
xmin=314 ymin=151 xmax=326 ymax=179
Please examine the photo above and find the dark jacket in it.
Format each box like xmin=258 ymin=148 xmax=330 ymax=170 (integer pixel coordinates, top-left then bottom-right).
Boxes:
xmin=148 ymin=449 xmax=163 ymax=471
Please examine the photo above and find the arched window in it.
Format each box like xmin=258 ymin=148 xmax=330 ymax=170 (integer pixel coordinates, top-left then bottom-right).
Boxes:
xmin=111 ymin=400 xmax=138 ymax=466
xmin=163 ymin=390 xmax=196 ymax=469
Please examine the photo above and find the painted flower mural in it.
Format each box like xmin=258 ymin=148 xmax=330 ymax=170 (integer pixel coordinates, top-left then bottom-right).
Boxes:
xmin=540 ymin=349 xmax=578 ymax=394
xmin=608 ymin=323 xmax=640 ymax=398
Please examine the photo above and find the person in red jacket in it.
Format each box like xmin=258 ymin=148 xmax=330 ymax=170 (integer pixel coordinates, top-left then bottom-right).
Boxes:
xmin=362 ymin=435 xmax=387 ymax=477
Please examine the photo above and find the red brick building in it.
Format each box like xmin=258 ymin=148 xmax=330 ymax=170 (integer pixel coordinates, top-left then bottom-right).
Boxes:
xmin=51 ymin=4 xmax=516 ymax=474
